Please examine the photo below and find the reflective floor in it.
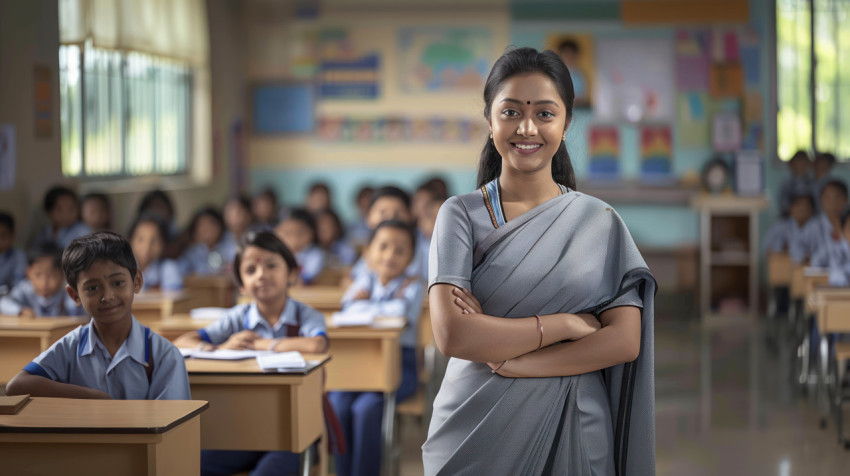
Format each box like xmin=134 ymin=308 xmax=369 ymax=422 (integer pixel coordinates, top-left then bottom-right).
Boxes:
xmin=399 ymin=302 xmax=850 ymax=475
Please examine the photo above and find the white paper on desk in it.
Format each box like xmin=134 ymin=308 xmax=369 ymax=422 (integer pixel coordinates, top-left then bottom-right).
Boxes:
xmin=371 ymin=316 xmax=406 ymax=328
xmin=256 ymin=351 xmax=307 ymax=370
xmin=190 ymin=349 xmax=272 ymax=360
xmin=331 ymin=310 xmax=376 ymax=327
xmin=804 ymin=267 xmax=829 ymax=276
xmin=190 ymin=307 xmax=229 ymax=320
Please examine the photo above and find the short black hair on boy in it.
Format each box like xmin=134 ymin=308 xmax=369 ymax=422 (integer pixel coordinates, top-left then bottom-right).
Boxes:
xmin=790 ymin=192 xmax=815 ymax=210
xmin=0 ymin=211 xmax=14 ymax=232
xmin=789 ymin=150 xmax=811 ymax=163
xmin=822 ymin=179 xmax=849 ymax=200
xmin=187 ymin=206 xmax=225 ymax=239
xmin=128 ymin=211 xmax=170 ymax=245
xmin=137 ymin=189 xmax=175 ymax=220
xmin=369 ymin=186 xmax=411 ymax=211
xmin=62 ymin=232 xmax=138 ymax=290
xmin=27 ymin=242 xmax=63 ymax=269
xmin=815 ymin=152 xmax=837 ymax=166
xmin=43 ymin=186 xmax=79 ymax=212
xmin=232 ymin=228 xmax=298 ymax=287
xmin=309 ymin=182 xmax=330 ymax=195
xmin=286 ymin=208 xmax=318 ymax=243
xmin=369 ymin=219 xmax=417 ymax=252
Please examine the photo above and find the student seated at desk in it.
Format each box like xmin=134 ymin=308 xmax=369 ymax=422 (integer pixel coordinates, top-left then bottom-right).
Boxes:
xmin=777 ymin=150 xmax=813 ymax=217
xmin=0 ymin=211 xmax=27 ymax=294
xmin=129 ymin=213 xmax=184 ymax=292
xmin=179 ymin=207 xmax=230 ymax=275
xmin=330 ymin=220 xmax=424 ymax=476
xmin=0 ymin=243 xmax=82 ymax=317
xmin=764 ymin=191 xmax=814 ymax=253
xmin=81 ymin=192 xmax=112 ymax=232
xmin=275 ymin=208 xmax=326 ymax=285
xmin=812 ymin=209 xmax=850 ymax=286
xmin=33 ymin=186 xmax=92 ymax=250
xmin=790 ymin=179 xmax=848 ymax=264
xmin=5 ymin=232 xmax=190 ymax=400
xmin=173 ymin=229 xmax=329 ymax=476
xmin=221 ymin=195 xmax=254 ymax=265
xmin=316 ymin=208 xmax=357 ymax=267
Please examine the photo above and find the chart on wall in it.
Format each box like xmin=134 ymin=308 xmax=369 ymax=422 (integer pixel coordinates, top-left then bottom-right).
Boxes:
xmin=397 ymin=27 xmax=492 ymax=93
xmin=594 ymin=38 xmax=674 ymax=123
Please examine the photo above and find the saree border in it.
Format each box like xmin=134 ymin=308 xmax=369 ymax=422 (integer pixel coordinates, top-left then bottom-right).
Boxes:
xmin=480 ymin=185 xmax=500 ymax=229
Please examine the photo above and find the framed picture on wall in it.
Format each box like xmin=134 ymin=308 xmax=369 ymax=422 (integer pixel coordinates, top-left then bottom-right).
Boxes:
xmin=251 ymin=82 xmax=316 ymax=135
xmin=546 ymin=34 xmax=594 ymax=109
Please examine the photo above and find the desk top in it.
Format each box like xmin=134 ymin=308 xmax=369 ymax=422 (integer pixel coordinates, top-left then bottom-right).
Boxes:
xmin=184 ymin=274 xmax=235 ymax=287
xmin=0 ymin=397 xmax=208 ymax=434
xmin=185 ymin=355 xmax=330 ymax=376
xmin=134 ymin=291 xmax=191 ymax=306
xmin=0 ymin=316 xmax=87 ymax=332
xmin=289 ymin=286 xmax=346 ymax=308
xmin=156 ymin=315 xmax=406 ymax=334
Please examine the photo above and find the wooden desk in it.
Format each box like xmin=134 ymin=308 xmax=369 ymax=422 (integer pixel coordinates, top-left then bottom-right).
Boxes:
xmin=810 ymin=287 xmax=850 ymax=444
xmin=767 ymin=252 xmax=792 ymax=287
xmin=184 ymin=274 xmax=236 ymax=308
xmin=0 ymin=316 xmax=86 ymax=384
xmin=289 ymin=285 xmax=346 ymax=312
xmin=185 ymin=357 xmax=328 ymax=476
xmin=803 ymin=268 xmax=831 ymax=315
xmin=133 ymin=291 xmax=194 ymax=326
xmin=0 ymin=397 xmax=208 ymax=476
xmin=791 ymin=265 xmax=807 ymax=300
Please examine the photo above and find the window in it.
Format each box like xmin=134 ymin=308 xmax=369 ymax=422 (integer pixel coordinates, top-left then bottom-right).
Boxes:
xmin=60 ymin=42 xmax=193 ymax=178
xmin=777 ymin=0 xmax=850 ymax=161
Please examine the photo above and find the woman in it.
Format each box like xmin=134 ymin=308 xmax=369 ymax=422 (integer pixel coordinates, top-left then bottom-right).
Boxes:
xmin=423 ymin=47 xmax=656 ymax=475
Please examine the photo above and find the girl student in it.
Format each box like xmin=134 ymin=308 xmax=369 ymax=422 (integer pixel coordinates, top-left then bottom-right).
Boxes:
xmin=178 ymin=206 xmax=229 ymax=275
xmin=128 ymin=212 xmax=184 ymax=292
xmin=329 ymin=219 xmax=424 ymax=476
xmin=275 ymin=208 xmax=326 ymax=285
xmin=221 ymin=195 xmax=254 ymax=265
xmin=422 ymin=47 xmax=656 ymax=475
xmin=316 ymin=208 xmax=357 ymax=267
xmin=174 ymin=229 xmax=330 ymax=476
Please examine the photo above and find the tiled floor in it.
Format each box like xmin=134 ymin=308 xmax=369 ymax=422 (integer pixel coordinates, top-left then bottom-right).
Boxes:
xmin=397 ymin=304 xmax=850 ymax=475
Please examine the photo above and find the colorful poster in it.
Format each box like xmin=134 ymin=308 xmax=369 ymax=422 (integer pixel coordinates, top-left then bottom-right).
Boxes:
xmin=675 ymin=30 xmax=710 ymax=90
xmin=640 ymin=125 xmax=673 ymax=181
xmin=595 ymin=38 xmax=674 ymax=122
xmin=314 ymin=116 xmax=486 ymax=143
xmin=677 ymin=92 xmax=709 ymax=147
xmin=710 ymin=63 xmax=744 ymax=98
xmin=587 ymin=126 xmax=620 ymax=180
xmin=318 ymin=53 xmax=380 ymax=99
xmin=546 ymin=34 xmax=595 ymax=109
xmin=712 ymin=111 xmax=742 ymax=152
xmin=398 ymin=27 xmax=492 ymax=92
xmin=252 ymin=83 xmax=315 ymax=134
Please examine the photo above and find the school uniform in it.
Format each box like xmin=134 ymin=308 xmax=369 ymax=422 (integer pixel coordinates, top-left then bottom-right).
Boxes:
xmin=0 ymin=247 xmax=26 ymax=294
xmin=813 ymin=174 xmax=836 ymax=211
xmin=327 ymin=239 xmax=357 ymax=267
xmin=22 ymin=316 xmax=190 ymax=399
xmin=141 ymin=259 xmax=184 ymax=292
xmin=33 ymin=221 xmax=92 ymax=249
xmin=0 ymin=279 xmax=83 ymax=316
xmin=219 ymin=231 xmax=239 ymax=265
xmin=347 ymin=218 xmax=371 ymax=247
xmin=329 ymin=272 xmax=424 ymax=476
xmin=764 ymin=218 xmax=808 ymax=253
xmin=348 ymin=239 xmax=429 ymax=283
xmin=790 ymin=213 xmax=840 ymax=263
xmin=296 ymin=245 xmax=326 ymax=285
xmin=179 ymin=241 xmax=230 ymax=276
xmin=199 ymin=299 xmax=327 ymax=476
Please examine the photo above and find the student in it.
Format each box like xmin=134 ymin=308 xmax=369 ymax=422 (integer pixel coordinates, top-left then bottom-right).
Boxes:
xmin=275 ymin=208 xmax=326 ymax=285
xmin=778 ymin=150 xmax=813 ymax=217
xmin=252 ymin=187 xmax=281 ymax=227
xmin=306 ymin=182 xmax=332 ymax=213
xmin=790 ymin=179 xmax=849 ymax=263
xmin=0 ymin=211 xmax=27 ymax=294
xmin=819 ymin=209 xmax=850 ymax=286
xmin=411 ymin=177 xmax=448 ymax=221
xmin=316 ymin=208 xmax=357 ymax=267
xmin=764 ymin=191 xmax=814 ymax=253
xmin=813 ymin=152 xmax=838 ymax=211
xmin=221 ymin=195 xmax=254 ymax=264
xmin=415 ymin=196 xmax=444 ymax=278
xmin=4 ymin=231 xmax=190 ymax=400
xmin=0 ymin=243 xmax=82 ymax=317
xmin=346 ymin=185 xmax=374 ymax=248
xmin=137 ymin=189 xmax=179 ymax=240
xmin=329 ymin=220 xmax=424 ymax=476
xmin=81 ymin=192 xmax=112 ymax=232
xmin=174 ymin=229 xmax=328 ymax=476
xmin=129 ymin=213 xmax=184 ymax=292
xmin=34 ymin=186 xmax=92 ymax=249
xmin=179 ymin=207 xmax=229 ymax=275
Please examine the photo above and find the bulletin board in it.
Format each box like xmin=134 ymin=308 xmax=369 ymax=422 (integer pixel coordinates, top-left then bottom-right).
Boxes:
xmin=251 ymin=83 xmax=315 ymax=134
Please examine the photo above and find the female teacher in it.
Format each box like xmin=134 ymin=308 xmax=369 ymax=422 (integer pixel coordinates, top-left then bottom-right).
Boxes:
xmin=423 ymin=47 xmax=656 ymax=475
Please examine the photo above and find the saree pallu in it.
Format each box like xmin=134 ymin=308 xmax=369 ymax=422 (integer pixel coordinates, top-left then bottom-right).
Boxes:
xmin=423 ymin=190 xmax=656 ymax=476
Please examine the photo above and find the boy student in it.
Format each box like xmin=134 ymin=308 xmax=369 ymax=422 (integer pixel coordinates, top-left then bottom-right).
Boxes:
xmin=813 ymin=152 xmax=838 ymax=210
xmin=5 ymin=232 xmax=190 ymax=400
xmin=0 ymin=211 xmax=27 ymax=294
xmin=33 ymin=185 xmax=92 ymax=249
xmin=790 ymin=179 xmax=849 ymax=264
xmin=0 ymin=243 xmax=82 ymax=317
xmin=777 ymin=150 xmax=813 ymax=217
xmin=764 ymin=189 xmax=815 ymax=253
xmin=817 ymin=209 xmax=850 ymax=286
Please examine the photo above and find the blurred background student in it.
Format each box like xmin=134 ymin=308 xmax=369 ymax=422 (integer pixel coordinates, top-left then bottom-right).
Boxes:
xmin=80 ymin=193 xmax=112 ymax=232
xmin=33 ymin=186 xmax=91 ymax=249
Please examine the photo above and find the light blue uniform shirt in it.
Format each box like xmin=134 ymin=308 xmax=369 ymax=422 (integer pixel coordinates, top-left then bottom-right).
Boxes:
xmin=823 ymin=239 xmax=850 ymax=286
xmin=778 ymin=175 xmax=814 ymax=216
xmin=763 ymin=218 xmax=808 ymax=253
xmin=34 ymin=221 xmax=92 ymax=249
xmin=179 ymin=241 xmax=230 ymax=276
xmin=790 ymin=213 xmax=839 ymax=263
xmin=341 ymin=272 xmax=424 ymax=348
xmin=0 ymin=247 xmax=26 ymax=293
xmin=23 ymin=316 xmax=191 ymax=400
xmin=328 ymin=240 xmax=357 ymax=267
xmin=297 ymin=245 xmax=326 ymax=285
xmin=0 ymin=279 xmax=83 ymax=316
xmin=141 ymin=259 xmax=184 ymax=292
xmin=219 ymin=231 xmax=239 ymax=265
xmin=198 ymin=300 xmax=328 ymax=345
xmin=349 ymin=241 xmax=429 ymax=283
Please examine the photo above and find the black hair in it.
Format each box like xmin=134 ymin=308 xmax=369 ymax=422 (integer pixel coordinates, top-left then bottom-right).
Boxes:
xmin=62 ymin=231 xmax=138 ymax=290
xmin=187 ymin=206 xmax=225 ymax=242
xmin=254 ymin=187 xmax=279 ymax=205
xmin=309 ymin=182 xmax=330 ymax=195
xmin=789 ymin=192 xmax=815 ymax=210
xmin=477 ymin=47 xmax=577 ymax=190
xmin=315 ymin=208 xmax=345 ymax=243
xmin=558 ymin=39 xmax=580 ymax=54
xmin=127 ymin=211 xmax=170 ymax=246
xmin=0 ymin=211 xmax=14 ymax=232
xmin=285 ymin=208 xmax=319 ymax=244
xmin=82 ymin=192 xmax=112 ymax=229
xmin=842 ymin=209 xmax=850 ymax=229
xmin=789 ymin=150 xmax=811 ymax=163
xmin=226 ymin=194 xmax=252 ymax=213
xmin=43 ymin=186 xmax=79 ymax=212
xmin=417 ymin=177 xmax=449 ymax=202
xmin=27 ymin=242 xmax=63 ymax=269
xmin=137 ymin=189 xmax=175 ymax=221
xmin=356 ymin=186 xmax=374 ymax=202
xmin=369 ymin=219 xmax=417 ymax=252
xmin=822 ymin=179 xmax=849 ymax=200
xmin=232 ymin=228 xmax=299 ymax=287
xmin=369 ymin=186 xmax=411 ymax=211
xmin=815 ymin=152 xmax=837 ymax=166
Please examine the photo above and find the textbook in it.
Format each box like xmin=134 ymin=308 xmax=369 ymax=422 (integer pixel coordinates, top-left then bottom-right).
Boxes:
xmin=256 ymin=351 xmax=307 ymax=371
xmin=0 ymin=394 xmax=30 ymax=415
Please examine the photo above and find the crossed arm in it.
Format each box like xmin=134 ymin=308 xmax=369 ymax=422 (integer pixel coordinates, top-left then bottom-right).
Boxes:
xmin=429 ymin=284 xmax=641 ymax=378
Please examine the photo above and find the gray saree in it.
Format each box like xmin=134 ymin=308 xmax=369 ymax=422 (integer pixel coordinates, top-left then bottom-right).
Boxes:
xmin=423 ymin=184 xmax=656 ymax=475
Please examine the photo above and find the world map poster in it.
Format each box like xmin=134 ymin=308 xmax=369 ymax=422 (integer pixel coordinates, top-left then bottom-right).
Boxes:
xmin=398 ymin=27 xmax=492 ymax=93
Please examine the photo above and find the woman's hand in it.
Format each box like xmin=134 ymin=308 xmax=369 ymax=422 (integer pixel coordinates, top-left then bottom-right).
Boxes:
xmin=566 ymin=313 xmax=601 ymax=340
xmin=451 ymin=287 xmax=483 ymax=314
xmin=220 ymin=330 xmax=259 ymax=350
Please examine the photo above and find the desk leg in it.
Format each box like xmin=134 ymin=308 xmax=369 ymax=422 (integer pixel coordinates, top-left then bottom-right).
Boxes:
xmin=381 ymin=391 xmax=396 ymax=476
xmin=301 ymin=443 xmax=314 ymax=476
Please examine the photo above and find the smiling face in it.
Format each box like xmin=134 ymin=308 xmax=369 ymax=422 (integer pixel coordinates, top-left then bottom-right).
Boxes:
xmin=67 ymin=259 xmax=142 ymax=325
xmin=130 ymin=221 xmax=164 ymax=271
xmin=489 ymin=72 xmax=569 ymax=180
xmin=238 ymin=245 xmax=293 ymax=303
xmin=367 ymin=226 xmax=414 ymax=285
